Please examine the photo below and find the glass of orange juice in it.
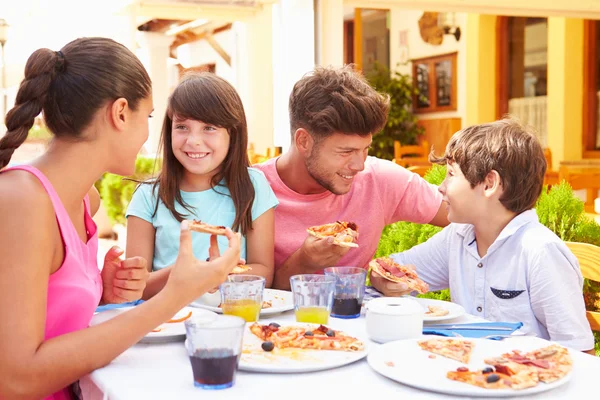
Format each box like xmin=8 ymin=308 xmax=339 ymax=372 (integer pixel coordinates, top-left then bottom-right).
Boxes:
xmin=290 ymin=274 xmax=335 ymax=324
xmin=220 ymin=275 xmax=265 ymax=322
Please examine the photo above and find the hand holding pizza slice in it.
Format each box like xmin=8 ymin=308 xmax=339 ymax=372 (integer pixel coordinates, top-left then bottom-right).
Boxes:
xmin=369 ymin=257 xmax=429 ymax=294
xmin=189 ymin=220 xmax=229 ymax=236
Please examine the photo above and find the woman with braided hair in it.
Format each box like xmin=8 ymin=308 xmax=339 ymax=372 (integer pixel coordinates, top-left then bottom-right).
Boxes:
xmin=0 ymin=37 xmax=241 ymax=399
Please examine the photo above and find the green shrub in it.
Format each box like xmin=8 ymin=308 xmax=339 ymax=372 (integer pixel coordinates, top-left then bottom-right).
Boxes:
xmin=98 ymin=156 xmax=161 ymax=224
xmin=376 ymin=164 xmax=600 ymax=353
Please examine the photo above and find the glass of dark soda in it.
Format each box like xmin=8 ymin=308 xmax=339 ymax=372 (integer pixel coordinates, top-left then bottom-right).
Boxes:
xmin=184 ymin=314 xmax=245 ymax=390
xmin=324 ymin=267 xmax=366 ymax=319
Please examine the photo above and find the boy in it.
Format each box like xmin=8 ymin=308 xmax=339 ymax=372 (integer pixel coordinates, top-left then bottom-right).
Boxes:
xmin=383 ymin=118 xmax=594 ymax=352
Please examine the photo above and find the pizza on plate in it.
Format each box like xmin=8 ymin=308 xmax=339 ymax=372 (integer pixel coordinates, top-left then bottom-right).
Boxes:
xmin=425 ymin=305 xmax=450 ymax=317
xmin=249 ymin=322 xmax=364 ymax=352
xmin=445 ymin=344 xmax=572 ymax=391
xmin=369 ymin=257 xmax=429 ymax=294
xmin=189 ymin=220 xmax=228 ymax=235
xmin=306 ymin=221 xmax=359 ymax=248
xmin=447 ymin=365 xmax=539 ymax=390
xmin=418 ymin=338 xmax=475 ymax=363
xmin=483 ymin=344 xmax=572 ymax=383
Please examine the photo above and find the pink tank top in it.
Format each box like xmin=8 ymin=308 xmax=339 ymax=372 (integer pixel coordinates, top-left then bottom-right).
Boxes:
xmin=2 ymin=165 xmax=103 ymax=400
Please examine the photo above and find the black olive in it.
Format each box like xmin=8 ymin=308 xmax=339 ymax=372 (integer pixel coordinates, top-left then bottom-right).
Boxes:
xmin=304 ymin=331 xmax=314 ymax=336
xmin=482 ymin=367 xmax=494 ymax=374
xmin=326 ymin=329 xmax=335 ymax=337
xmin=261 ymin=341 xmax=274 ymax=352
xmin=486 ymin=374 xmax=500 ymax=383
xmin=268 ymin=322 xmax=280 ymax=328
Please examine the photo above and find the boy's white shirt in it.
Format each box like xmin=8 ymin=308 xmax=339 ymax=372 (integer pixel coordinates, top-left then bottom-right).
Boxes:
xmin=390 ymin=209 xmax=595 ymax=351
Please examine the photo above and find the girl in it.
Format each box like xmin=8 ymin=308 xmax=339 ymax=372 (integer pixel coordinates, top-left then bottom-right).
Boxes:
xmin=126 ymin=72 xmax=277 ymax=298
xmin=0 ymin=38 xmax=241 ymax=400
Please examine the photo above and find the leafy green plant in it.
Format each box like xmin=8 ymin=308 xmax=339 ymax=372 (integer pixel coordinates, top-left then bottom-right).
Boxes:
xmin=366 ymin=63 xmax=424 ymax=160
xmin=99 ymin=156 xmax=161 ymax=224
xmin=376 ymin=164 xmax=600 ymax=353
xmin=27 ymin=124 xmax=52 ymax=142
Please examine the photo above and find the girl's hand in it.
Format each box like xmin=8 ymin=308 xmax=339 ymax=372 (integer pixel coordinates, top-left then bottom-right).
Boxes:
xmin=101 ymin=247 xmax=150 ymax=304
xmin=165 ymin=220 xmax=241 ymax=305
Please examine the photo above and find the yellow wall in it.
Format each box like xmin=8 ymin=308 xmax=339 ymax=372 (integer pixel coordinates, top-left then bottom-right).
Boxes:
xmin=547 ymin=18 xmax=584 ymax=164
xmin=465 ymin=14 xmax=497 ymax=127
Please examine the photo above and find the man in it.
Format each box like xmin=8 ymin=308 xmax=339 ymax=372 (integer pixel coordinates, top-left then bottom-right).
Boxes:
xmin=254 ymin=65 xmax=448 ymax=294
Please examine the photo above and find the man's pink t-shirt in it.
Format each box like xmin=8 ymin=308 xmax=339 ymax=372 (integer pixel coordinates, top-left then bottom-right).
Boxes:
xmin=254 ymin=156 xmax=443 ymax=271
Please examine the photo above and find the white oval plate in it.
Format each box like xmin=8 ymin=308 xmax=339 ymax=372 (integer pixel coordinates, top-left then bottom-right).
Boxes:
xmin=90 ymin=306 xmax=217 ymax=344
xmin=414 ymin=297 xmax=466 ymax=322
xmin=368 ymin=336 xmax=571 ymax=397
xmin=190 ymin=288 xmax=294 ymax=316
xmin=238 ymin=323 xmax=368 ymax=373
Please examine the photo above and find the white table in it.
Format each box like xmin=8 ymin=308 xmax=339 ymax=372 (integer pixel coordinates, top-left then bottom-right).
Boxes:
xmin=80 ymin=310 xmax=600 ymax=400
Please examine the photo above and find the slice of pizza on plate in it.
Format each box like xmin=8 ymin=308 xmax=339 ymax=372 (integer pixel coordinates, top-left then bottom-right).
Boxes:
xmin=306 ymin=221 xmax=359 ymax=248
xmin=418 ymin=338 xmax=475 ymax=364
xmin=447 ymin=365 xmax=539 ymax=390
xmin=249 ymin=322 xmax=364 ymax=352
xmin=369 ymin=257 xmax=429 ymax=294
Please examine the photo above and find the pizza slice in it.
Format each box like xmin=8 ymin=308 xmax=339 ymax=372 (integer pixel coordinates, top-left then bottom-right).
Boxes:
xmin=249 ymin=323 xmax=364 ymax=352
xmin=447 ymin=366 xmax=538 ymax=390
xmin=369 ymin=257 xmax=429 ymax=294
xmin=231 ymin=264 xmax=252 ymax=274
xmin=425 ymin=305 xmax=450 ymax=317
xmin=306 ymin=221 xmax=359 ymax=248
xmin=484 ymin=344 xmax=572 ymax=383
xmin=418 ymin=338 xmax=475 ymax=364
xmin=189 ymin=220 xmax=228 ymax=235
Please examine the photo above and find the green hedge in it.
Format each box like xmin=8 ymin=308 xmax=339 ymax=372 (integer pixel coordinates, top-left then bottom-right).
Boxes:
xmin=376 ymin=164 xmax=600 ymax=354
xmin=96 ymin=156 xmax=161 ymax=224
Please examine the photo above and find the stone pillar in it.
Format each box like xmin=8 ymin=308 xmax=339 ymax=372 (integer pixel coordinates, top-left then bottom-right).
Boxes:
xmin=315 ymin=0 xmax=344 ymax=67
xmin=136 ymin=32 xmax=173 ymax=156
xmin=242 ymin=4 xmax=274 ymax=154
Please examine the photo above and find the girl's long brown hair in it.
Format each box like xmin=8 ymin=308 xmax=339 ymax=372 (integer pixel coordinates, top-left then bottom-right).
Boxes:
xmin=153 ymin=72 xmax=255 ymax=235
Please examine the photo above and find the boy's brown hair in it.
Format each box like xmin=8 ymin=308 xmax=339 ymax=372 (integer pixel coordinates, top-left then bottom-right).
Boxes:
xmin=430 ymin=118 xmax=547 ymax=214
xmin=289 ymin=65 xmax=390 ymax=141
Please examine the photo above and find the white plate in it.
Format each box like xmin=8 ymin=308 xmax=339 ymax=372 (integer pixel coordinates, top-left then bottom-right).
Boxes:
xmin=90 ymin=306 xmax=217 ymax=344
xmin=414 ymin=297 xmax=465 ymax=322
xmin=368 ymin=337 xmax=571 ymax=397
xmin=238 ymin=323 xmax=368 ymax=373
xmin=190 ymin=288 xmax=294 ymax=316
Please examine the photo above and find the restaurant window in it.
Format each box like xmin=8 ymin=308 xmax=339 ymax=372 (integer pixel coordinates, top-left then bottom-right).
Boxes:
xmin=498 ymin=17 xmax=548 ymax=147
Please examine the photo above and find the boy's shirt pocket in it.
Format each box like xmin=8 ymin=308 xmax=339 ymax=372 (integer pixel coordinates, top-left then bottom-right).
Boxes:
xmin=490 ymin=287 xmax=526 ymax=300
xmin=487 ymin=286 xmax=532 ymax=323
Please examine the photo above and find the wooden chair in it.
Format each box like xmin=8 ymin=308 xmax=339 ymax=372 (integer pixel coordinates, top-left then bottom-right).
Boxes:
xmin=565 ymin=241 xmax=600 ymax=331
xmin=393 ymin=140 xmax=430 ymax=168
xmin=543 ymin=148 xmax=559 ymax=187
xmin=558 ymin=161 xmax=600 ymax=213
xmin=407 ymin=165 xmax=431 ymax=177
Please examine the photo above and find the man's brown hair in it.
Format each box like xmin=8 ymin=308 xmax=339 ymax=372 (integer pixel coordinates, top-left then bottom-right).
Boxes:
xmin=430 ymin=118 xmax=547 ymax=214
xmin=289 ymin=65 xmax=390 ymax=140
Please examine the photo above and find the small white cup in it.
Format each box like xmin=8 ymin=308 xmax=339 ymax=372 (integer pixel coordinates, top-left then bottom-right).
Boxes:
xmin=366 ymin=297 xmax=424 ymax=343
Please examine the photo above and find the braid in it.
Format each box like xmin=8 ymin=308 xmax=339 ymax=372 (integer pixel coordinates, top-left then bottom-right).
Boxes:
xmin=0 ymin=49 xmax=60 ymax=169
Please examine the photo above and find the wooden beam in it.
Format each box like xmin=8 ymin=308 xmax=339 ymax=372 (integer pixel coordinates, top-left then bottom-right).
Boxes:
xmin=169 ymin=23 xmax=233 ymax=53
xmin=206 ymin=34 xmax=232 ymax=66
xmin=344 ymin=0 xmax=600 ymax=20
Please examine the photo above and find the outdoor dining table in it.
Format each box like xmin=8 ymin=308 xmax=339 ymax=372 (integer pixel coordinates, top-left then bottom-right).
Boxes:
xmin=80 ymin=304 xmax=600 ymax=400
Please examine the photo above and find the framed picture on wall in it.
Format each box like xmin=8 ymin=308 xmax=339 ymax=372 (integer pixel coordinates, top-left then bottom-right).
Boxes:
xmin=412 ymin=52 xmax=457 ymax=113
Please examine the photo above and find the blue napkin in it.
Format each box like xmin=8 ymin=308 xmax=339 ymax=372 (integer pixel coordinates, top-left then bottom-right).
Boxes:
xmin=423 ymin=322 xmax=523 ymax=339
xmin=95 ymin=299 xmax=145 ymax=313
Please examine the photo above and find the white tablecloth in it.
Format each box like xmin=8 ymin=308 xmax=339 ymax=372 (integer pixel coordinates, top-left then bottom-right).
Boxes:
xmin=80 ymin=309 xmax=600 ymax=400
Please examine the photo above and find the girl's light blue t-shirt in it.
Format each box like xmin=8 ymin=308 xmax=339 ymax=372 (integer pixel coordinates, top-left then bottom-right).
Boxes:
xmin=125 ymin=168 xmax=278 ymax=271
